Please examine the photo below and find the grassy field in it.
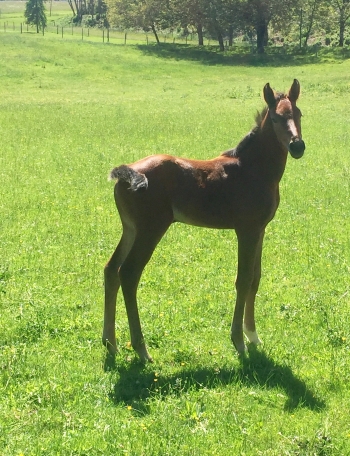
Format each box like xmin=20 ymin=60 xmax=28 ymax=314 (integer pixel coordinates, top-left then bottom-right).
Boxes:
xmin=0 ymin=1 xmax=70 ymax=27
xmin=0 ymin=1 xmax=214 ymax=46
xmin=1 ymin=31 xmax=350 ymax=455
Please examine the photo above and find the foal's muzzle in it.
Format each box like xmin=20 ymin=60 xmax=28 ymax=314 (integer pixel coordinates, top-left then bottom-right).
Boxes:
xmin=289 ymin=138 xmax=305 ymax=159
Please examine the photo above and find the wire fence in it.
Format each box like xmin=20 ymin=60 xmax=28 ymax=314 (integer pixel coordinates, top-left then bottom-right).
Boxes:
xmin=0 ymin=21 xmax=230 ymax=48
xmin=2 ymin=20 xmax=326 ymax=56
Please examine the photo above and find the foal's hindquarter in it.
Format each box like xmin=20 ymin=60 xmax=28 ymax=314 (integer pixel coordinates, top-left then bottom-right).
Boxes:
xmin=103 ymin=80 xmax=305 ymax=362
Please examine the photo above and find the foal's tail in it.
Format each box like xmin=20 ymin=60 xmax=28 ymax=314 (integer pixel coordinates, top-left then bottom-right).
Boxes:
xmin=109 ymin=165 xmax=148 ymax=191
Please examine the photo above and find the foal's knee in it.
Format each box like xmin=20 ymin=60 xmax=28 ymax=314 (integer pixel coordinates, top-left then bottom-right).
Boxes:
xmin=104 ymin=261 xmax=117 ymax=282
xmin=235 ymin=275 xmax=253 ymax=294
xmin=118 ymin=263 xmax=140 ymax=291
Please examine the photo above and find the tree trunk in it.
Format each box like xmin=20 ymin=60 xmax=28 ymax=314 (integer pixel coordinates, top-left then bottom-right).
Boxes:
xmin=216 ymin=28 xmax=224 ymax=51
xmin=303 ymin=0 xmax=317 ymax=47
xmin=303 ymin=23 xmax=312 ymax=47
xmin=151 ymin=23 xmax=160 ymax=44
xmin=339 ymin=9 xmax=345 ymax=46
xmin=73 ymin=0 xmax=81 ymax=22
xmin=67 ymin=0 xmax=76 ymax=16
xmin=197 ymin=23 xmax=204 ymax=46
xmin=256 ymin=21 xmax=267 ymax=54
xmin=299 ymin=8 xmax=302 ymax=49
xmin=339 ymin=22 xmax=345 ymax=46
xmin=228 ymin=24 xmax=233 ymax=47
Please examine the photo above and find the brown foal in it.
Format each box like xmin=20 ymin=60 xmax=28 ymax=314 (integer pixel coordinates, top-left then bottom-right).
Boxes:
xmin=103 ymin=79 xmax=305 ymax=362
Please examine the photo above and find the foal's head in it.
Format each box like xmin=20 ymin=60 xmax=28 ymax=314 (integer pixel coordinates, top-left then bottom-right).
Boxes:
xmin=263 ymin=79 xmax=305 ymax=159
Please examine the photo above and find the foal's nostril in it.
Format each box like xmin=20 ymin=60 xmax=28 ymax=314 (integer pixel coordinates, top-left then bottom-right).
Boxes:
xmin=289 ymin=139 xmax=305 ymax=159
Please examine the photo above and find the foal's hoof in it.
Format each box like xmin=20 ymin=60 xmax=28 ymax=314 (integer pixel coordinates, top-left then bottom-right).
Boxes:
xmin=102 ymin=338 xmax=118 ymax=356
xmin=134 ymin=344 xmax=154 ymax=363
xmin=243 ymin=325 xmax=262 ymax=346
xmin=231 ymin=335 xmax=248 ymax=356
xmin=235 ymin=342 xmax=248 ymax=357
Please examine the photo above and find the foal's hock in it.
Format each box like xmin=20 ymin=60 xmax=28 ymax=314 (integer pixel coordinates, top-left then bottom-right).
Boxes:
xmin=103 ymin=80 xmax=305 ymax=362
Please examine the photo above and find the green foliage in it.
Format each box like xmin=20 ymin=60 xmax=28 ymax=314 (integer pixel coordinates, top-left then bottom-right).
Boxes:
xmin=1 ymin=34 xmax=350 ymax=454
xmin=24 ymin=0 xmax=47 ymax=32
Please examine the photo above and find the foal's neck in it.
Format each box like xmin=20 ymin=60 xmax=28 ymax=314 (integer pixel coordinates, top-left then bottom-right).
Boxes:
xmin=235 ymin=114 xmax=289 ymax=183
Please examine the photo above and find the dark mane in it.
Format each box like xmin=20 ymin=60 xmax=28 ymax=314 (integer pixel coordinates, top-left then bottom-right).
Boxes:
xmin=255 ymin=106 xmax=268 ymax=127
xmin=222 ymin=92 xmax=286 ymax=158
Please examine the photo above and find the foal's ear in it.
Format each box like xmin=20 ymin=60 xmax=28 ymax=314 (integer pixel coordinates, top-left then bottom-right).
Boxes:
xmin=263 ymin=83 xmax=276 ymax=108
xmin=288 ymin=79 xmax=300 ymax=102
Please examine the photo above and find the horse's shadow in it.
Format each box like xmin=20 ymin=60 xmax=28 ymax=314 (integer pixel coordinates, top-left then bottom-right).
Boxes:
xmin=105 ymin=348 xmax=325 ymax=413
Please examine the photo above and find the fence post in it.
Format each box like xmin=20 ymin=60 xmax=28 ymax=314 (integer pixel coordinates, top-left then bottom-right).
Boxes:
xmin=107 ymin=28 xmax=109 ymax=42
xmin=146 ymin=35 xmax=148 ymax=45
xmin=124 ymin=32 xmax=127 ymax=45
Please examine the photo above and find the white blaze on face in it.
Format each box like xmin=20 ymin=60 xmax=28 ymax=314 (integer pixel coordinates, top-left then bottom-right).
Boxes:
xmin=273 ymin=98 xmax=301 ymax=148
xmin=286 ymin=118 xmax=299 ymax=141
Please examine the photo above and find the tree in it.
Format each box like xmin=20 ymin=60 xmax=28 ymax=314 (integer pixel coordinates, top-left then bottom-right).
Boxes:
xmin=329 ymin=0 xmax=350 ymax=45
xmin=175 ymin=0 xmax=239 ymax=49
xmin=24 ymin=0 xmax=47 ymax=33
xmin=205 ymin=0 xmax=240 ymax=51
xmin=67 ymin=0 xmax=108 ymax=25
xmin=298 ymin=0 xmax=329 ymax=47
xmin=240 ymin=0 xmax=297 ymax=53
xmin=173 ymin=0 xmax=207 ymax=45
xmin=107 ymin=0 xmax=173 ymax=43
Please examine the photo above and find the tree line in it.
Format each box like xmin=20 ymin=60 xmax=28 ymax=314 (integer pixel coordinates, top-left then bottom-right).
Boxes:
xmin=24 ymin=0 xmax=350 ymax=53
xmin=105 ymin=0 xmax=350 ymax=53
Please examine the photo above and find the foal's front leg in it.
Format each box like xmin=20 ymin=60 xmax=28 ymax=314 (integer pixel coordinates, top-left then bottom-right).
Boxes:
xmin=231 ymin=230 xmax=262 ymax=355
xmin=243 ymin=230 xmax=264 ymax=346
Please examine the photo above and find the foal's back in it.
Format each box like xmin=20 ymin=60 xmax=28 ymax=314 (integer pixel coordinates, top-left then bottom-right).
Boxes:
xmin=114 ymin=150 xmax=278 ymax=230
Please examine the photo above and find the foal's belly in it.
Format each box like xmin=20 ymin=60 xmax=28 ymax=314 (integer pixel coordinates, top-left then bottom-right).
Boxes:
xmin=171 ymin=189 xmax=278 ymax=230
xmin=172 ymin=206 xmax=236 ymax=229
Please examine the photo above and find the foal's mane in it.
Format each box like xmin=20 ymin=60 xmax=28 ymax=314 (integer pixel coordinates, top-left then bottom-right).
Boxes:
xmin=222 ymin=92 xmax=286 ymax=158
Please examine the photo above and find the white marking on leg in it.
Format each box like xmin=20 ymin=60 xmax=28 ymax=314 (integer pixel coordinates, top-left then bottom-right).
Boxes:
xmin=243 ymin=324 xmax=262 ymax=345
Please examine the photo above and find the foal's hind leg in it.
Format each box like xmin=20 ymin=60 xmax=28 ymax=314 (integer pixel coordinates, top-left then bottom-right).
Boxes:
xmin=119 ymin=220 xmax=171 ymax=363
xmin=103 ymin=228 xmax=135 ymax=354
xmin=243 ymin=230 xmax=264 ymax=346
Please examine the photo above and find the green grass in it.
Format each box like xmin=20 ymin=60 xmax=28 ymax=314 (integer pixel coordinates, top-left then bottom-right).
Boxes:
xmin=0 ymin=1 xmax=214 ymax=46
xmin=1 ymin=33 xmax=350 ymax=455
xmin=0 ymin=0 xmax=71 ymax=27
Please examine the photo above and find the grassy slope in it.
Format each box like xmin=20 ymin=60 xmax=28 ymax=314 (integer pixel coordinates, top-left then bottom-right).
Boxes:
xmin=1 ymin=34 xmax=350 ymax=455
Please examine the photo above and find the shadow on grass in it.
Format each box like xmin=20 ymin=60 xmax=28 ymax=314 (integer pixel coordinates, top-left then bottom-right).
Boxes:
xmin=136 ymin=43 xmax=350 ymax=67
xmin=107 ymin=348 xmax=325 ymax=412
